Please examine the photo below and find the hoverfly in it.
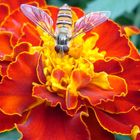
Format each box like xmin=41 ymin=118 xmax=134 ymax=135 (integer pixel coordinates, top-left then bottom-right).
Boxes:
xmin=20 ymin=4 xmax=110 ymax=53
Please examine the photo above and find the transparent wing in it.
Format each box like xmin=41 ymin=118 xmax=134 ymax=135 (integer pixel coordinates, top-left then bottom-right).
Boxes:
xmin=72 ymin=11 xmax=111 ymax=38
xmin=20 ymin=4 xmax=55 ymax=38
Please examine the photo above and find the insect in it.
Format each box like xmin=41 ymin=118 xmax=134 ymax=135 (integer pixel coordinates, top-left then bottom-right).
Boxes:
xmin=20 ymin=4 xmax=110 ymax=53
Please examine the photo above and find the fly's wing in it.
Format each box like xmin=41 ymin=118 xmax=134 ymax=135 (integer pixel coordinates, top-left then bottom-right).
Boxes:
xmin=72 ymin=11 xmax=111 ymax=38
xmin=20 ymin=4 xmax=55 ymax=38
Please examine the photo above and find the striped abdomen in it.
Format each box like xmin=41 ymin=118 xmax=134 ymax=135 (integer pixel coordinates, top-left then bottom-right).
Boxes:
xmin=56 ymin=4 xmax=72 ymax=31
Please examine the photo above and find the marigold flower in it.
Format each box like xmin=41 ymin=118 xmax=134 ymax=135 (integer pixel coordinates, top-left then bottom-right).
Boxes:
xmin=0 ymin=0 xmax=140 ymax=140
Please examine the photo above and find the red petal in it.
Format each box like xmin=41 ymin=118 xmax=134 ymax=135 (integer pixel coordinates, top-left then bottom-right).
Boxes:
xmin=118 ymin=58 xmax=140 ymax=90
xmin=52 ymin=69 xmax=65 ymax=82
xmin=0 ymin=3 xmax=9 ymax=25
xmin=46 ymin=6 xmax=58 ymax=29
xmin=71 ymin=7 xmax=85 ymax=18
xmin=92 ymin=20 xmax=130 ymax=58
xmin=94 ymin=59 xmax=122 ymax=74
xmin=0 ymin=52 xmax=40 ymax=114
xmin=83 ymin=108 xmax=115 ymax=140
xmin=1 ymin=0 xmax=46 ymax=11
xmin=79 ymin=75 xmax=127 ymax=106
xmin=129 ymin=41 xmax=140 ymax=59
xmin=66 ymin=70 xmax=91 ymax=109
xmin=1 ymin=2 xmax=40 ymax=44
xmin=13 ymin=42 xmax=30 ymax=57
xmin=0 ymin=60 xmax=11 ymax=76
xmin=17 ymin=103 xmax=90 ymax=140
xmin=33 ymin=85 xmax=85 ymax=116
xmin=0 ymin=32 xmax=13 ymax=57
xmin=18 ymin=23 xmax=41 ymax=46
xmin=136 ymin=133 xmax=140 ymax=140
xmin=94 ymin=108 xmax=140 ymax=134
xmin=97 ymin=90 xmax=140 ymax=113
xmin=0 ymin=110 xmax=27 ymax=132
xmin=71 ymin=70 xmax=91 ymax=89
xmin=1 ymin=9 xmax=28 ymax=44
xmin=36 ymin=55 xmax=46 ymax=84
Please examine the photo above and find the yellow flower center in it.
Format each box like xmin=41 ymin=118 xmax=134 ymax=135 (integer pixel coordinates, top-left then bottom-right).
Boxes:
xmin=31 ymin=29 xmax=111 ymax=99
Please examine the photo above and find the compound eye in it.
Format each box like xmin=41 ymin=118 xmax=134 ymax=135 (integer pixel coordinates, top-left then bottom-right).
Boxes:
xmin=55 ymin=45 xmax=61 ymax=53
xmin=63 ymin=45 xmax=69 ymax=53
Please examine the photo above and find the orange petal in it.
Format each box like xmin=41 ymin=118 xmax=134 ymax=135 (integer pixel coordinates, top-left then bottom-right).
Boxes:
xmin=1 ymin=2 xmax=41 ymax=44
xmin=52 ymin=69 xmax=65 ymax=82
xmin=97 ymin=90 xmax=140 ymax=113
xmin=18 ymin=23 xmax=41 ymax=46
xmin=33 ymin=85 xmax=85 ymax=116
xmin=1 ymin=9 xmax=29 ymax=44
xmin=46 ymin=6 xmax=58 ymax=29
xmin=0 ymin=52 xmax=40 ymax=114
xmin=92 ymin=20 xmax=130 ymax=58
xmin=1 ymin=0 xmax=46 ymax=12
xmin=129 ymin=41 xmax=140 ymax=59
xmin=83 ymin=108 xmax=115 ymax=140
xmin=17 ymin=103 xmax=90 ymax=140
xmin=94 ymin=108 xmax=140 ymax=135
xmin=122 ymin=26 xmax=140 ymax=37
xmin=79 ymin=75 xmax=127 ymax=106
xmin=13 ymin=42 xmax=30 ymax=58
xmin=71 ymin=7 xmax=84 ymax=18
xmin=66 ymin=70 xmax=91 ymax=109
xmin=0 ymin=32 xmax=13 ymax=57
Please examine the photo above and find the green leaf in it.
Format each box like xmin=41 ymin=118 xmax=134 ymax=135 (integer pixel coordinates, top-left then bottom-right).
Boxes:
xmin=0 ymin=129 xmax=21 ymax=140
xmin=47 ymin=0 xmax=64 ymax=6
xmin=115 ymin=134 xmax=131 ymax=140
xmin=85 ymin=0 xmax=140 ymax=19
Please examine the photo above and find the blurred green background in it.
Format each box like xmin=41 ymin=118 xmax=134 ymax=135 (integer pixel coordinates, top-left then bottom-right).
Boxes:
xmin=0 ymin=0 xmax=140 ymax=139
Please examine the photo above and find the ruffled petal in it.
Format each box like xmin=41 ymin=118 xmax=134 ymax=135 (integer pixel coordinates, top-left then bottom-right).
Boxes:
xmin=18 ymin=23 xmax=41 ymax=46
xmin=122 ymin=26 xmax=140 ymax=37
xmin=0 ymin=111 xmax=27 ymax=132
xmin=33 ymin=85 xmax=85 ymax=116
xmin=36 ymin=55 xmax=46 ymax=84
xmin=79 ymin=75 xmax=127 ymax=106
xmin=0 ymin=52 xmax=40 ymax=114
xmin=94 ymin=108 xmax=140 ymax=135
xmin=0 ymin=0 xmax=46 ymax=11
xmin=0 ymin=60 xmax=11 ymax=76
xmin=83 ymin=108 xmax=115 ymax=140
xmin=118 ymin=58 xmax=140 ymax=91
xmin=66 ymin=70 xmax=91 ymax=109
xmin=0 ymin=31 xmax=13 ymax=57
xmin=92 ymin=20 xmax=130 ymax=58
xmin=0 ymin=3 xmax=9 ymax=25
xmin=1 ymin=2 xmax=41 ymax=44
xmin=129 ymin=41 xmax=140 ymax=59
xmin=13 ymin=42 xmax=30 ymax=57
xmin=94 ymin=59 xmax=122 ymax=74
xmin=136 ymin=133 xmax=140 ymax=140
xmin=17 ymin=103 xmax=90 ymax=140
xmin=1 ymin=9 xmax=28 ymax=44
xmin=97 ymin=90 xmax=140 ymax=113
